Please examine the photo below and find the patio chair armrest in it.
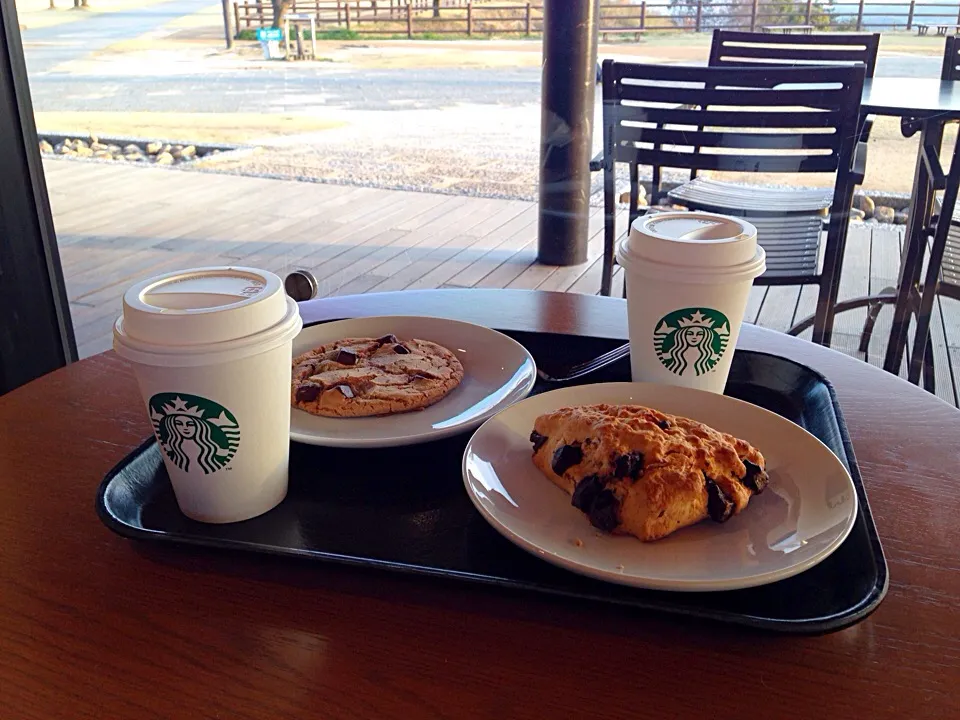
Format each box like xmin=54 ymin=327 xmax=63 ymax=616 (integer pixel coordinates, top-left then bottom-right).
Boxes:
xmin=858 ymin=114 xmax=875 ymax=144
xmin=589 ymin=152 xmax=603 ymax=173
xmin=851 ymin=141 xmax=868 ymax=185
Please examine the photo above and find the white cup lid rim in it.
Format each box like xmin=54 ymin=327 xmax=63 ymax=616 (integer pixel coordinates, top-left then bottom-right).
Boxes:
xmin=635 ymin=212 xmax=756 ymax=245
xmin=123 ymin=267 xmax=281 ymax=317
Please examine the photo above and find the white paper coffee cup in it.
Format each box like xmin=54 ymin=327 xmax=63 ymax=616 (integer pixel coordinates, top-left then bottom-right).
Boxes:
xmin=113 ymin=267 xmax=303 ymax=523
xmin=616 ymin=212 xmax=766 ymax=393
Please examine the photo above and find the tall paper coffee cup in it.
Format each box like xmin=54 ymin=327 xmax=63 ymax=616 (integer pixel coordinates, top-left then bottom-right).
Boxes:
xmin=113 ymin=267 xmax=303 ymax=523
xmin=616 ymin=212 xmax=766 ymax=393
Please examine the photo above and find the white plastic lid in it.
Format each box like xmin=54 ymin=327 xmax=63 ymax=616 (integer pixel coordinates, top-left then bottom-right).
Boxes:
xmin=117 ymin=267 xmax=288 ymax=346
xmin=617 ymin=211 xmax=765 ymax=284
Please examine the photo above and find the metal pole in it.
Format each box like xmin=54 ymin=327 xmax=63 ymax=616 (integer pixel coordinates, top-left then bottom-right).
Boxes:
xmin=907 ymin=0 xmax=914 ymax=30
xmin=221 ymin=0 xmax=234 ymax=48
xmin=537 ymin=0 xmax=598 ymax=266
xmin=856 ymin=0 xmax=864 ymax=31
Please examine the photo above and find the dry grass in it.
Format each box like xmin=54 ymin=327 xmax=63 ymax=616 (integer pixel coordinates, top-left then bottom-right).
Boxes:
xmin=35 ymin=111 xmax=345 ymax=144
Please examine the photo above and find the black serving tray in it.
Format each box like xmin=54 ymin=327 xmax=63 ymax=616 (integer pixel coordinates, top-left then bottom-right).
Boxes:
xmin=97 ymin=329 xmax=888 ymax=634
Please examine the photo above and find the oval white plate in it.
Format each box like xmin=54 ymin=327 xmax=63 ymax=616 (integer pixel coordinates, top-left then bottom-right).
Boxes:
xmin=290 ymin=316 xmax=536 ymax=447
xmin=462 ymin=382 xmax=858 ymax=592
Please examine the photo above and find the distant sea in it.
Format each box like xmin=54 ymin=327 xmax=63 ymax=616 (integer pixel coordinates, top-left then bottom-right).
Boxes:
xmin=832 ymin=1 xmax=960 ymax=30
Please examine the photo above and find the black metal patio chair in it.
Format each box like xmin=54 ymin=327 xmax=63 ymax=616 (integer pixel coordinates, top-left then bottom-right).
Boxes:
xmin=667 ymin=29 xmax=881 ymax=208
xmin=599 ymin=60 xmax=866 ymax=346
xmin=902 ymin=35 xmax=960 ymax=388
xmin=708 ymin=29 xmax=880 ymax=76
xmin=792 ymin=35 xmax=958 ymax=390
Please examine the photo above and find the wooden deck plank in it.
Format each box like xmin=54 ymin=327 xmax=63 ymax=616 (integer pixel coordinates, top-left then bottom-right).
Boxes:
xmin=478 ymin=208 xmax=605 ymax=290
xmin=743 ymin=286 xmax=767 ymax=325
xmin=507 ymin=209 xmax=606 ymax=290
xmin=929 ymin=296 xmax=959 ymax=406
xmin=320 ymin=198 xmax=494 ymax=294
xmin=404 ymin=207 xmax=538 ymax=291
xmin=374 ymin=202 xmax=541 ymax=293
xmin=363 ymin=199 xmax=524 ymax=293
xmin=828 ymin=224 xmax=872 ymax=358
xmin=753 ymin=286 xmax=801 ymax=333
xmin=535 ymin=226 xmax=607 ymax=293
xmin=272 ymin=192 xmax=450 ymax=272
xmin=347 ymin=199 xmax=509 ymax=287
xmin=567 ymin=253 xmax=607 ymax=296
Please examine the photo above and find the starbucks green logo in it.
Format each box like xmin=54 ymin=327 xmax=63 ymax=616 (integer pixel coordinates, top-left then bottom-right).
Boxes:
xmin=653 ymin=308 xmax=731 ymax=377
xmin=149 ymin=393 xmax=239 ymax=474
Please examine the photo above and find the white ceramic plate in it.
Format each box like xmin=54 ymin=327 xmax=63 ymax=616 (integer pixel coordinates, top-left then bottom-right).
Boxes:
xmin=290 ymin=316 xmax=536 ymax=447
xmin=462 ymin=382 xmax=858 ymax=592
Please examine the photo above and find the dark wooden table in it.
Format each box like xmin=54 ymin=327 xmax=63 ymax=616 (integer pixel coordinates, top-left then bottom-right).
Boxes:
xmin=2 ymin=289 xmax=958 ymax=720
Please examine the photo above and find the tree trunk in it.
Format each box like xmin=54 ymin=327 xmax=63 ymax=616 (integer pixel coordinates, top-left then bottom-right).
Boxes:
xmin=432 ymin=0 xmax=440 ymax=18
xmin=271 ymin=0 xmax=292 ymax=28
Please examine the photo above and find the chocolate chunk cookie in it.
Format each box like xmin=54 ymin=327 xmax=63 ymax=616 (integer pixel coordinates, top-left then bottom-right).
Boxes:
xmin=292 ymin=336 xmax=464 ymax=417
xmin=530 ymin=404 xmax=768 ymax=542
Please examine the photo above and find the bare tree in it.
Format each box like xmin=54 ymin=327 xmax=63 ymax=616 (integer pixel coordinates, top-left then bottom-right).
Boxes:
xmin=271 ymin=0 xmax=292 ymax=28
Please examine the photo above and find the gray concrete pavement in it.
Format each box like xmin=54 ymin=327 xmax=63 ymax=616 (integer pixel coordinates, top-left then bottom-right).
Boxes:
xmin=24 ymin=53 xmax=942 ymax=116
xmin=21 ymin=0 xmax=213 ymax=74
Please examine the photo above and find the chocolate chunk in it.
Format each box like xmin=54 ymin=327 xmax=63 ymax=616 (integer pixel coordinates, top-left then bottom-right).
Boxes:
xmin=393 ymin=343 xmax=410 ymax=354
xmin=376 ymin=334 xmax=399 ymax=345
xmin=336 ymin=385 xmax=355 ymax=399
xmin=588 ymin=489 xmax=621 ymax=532
xmin=551 ymin=443 xmax=583 ymax=476
xmin=411 ymin=370 xmax=439 ymax=380
xmin=571 ymin=474 xmax=604 ymax=512
xmin=613 ymin=451 xmax=644 ymax=479
xmin=529 ymin=430 xmax=549 ymax=453
xmin=705 ymin=476 xmax=735 ymax=523
xmin=295 ymin=383 xmax=322 ymax=403
xmin=740 ymin=459 xmax=769 ymax=494
xmin=572 ymin=475 xmax=621 ymax=532
xmin=658 ymin=419 xmax=670 ymax=430
xmin=335 ymin=348 xmax=358 ymax=365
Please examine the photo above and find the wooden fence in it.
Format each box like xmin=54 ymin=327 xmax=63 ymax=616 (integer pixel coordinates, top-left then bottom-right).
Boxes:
xmin=233 ymin=0 xmax=960 ymax=38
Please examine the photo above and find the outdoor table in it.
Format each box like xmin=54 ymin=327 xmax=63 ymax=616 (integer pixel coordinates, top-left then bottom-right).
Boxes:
xmin=1 ymin=289 xmax=957 ymax=719
xmin=835 ymin=78 xmax=960 ymax=376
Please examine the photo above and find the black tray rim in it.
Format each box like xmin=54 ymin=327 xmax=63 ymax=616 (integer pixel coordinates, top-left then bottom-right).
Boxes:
xmin=95 ymin=342 xmax=889 ymax=635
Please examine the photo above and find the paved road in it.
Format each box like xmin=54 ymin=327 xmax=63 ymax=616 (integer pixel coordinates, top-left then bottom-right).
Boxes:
xmin=25 ymin=55 xmax=944 ymax=115
xmin=21 ymin=0 xmax=213 ymax=74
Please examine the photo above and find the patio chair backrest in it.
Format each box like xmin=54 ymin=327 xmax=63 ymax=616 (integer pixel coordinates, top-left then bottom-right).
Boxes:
xmin=709 ymin=30 xmax=880 ymax=78
xmin=600 ymin=61 xmax=865 ymax=177
xmin=942 ymin=35 xmax=960 ymax=81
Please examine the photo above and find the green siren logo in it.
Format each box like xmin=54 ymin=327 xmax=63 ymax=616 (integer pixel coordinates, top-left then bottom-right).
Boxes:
xmin=653 ymin=308 xmax=731 ymax=376
xmin=149 ymin=393 xmax=239 ymax=474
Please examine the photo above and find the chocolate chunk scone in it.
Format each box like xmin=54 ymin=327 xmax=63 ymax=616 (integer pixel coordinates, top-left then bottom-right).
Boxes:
xmin=530 ymin=404 xmax=768 ymax=541
xmin=292 ymin=335 xmax=464 ymax=417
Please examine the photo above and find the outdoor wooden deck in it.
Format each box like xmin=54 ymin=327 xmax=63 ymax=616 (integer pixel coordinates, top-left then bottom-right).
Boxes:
xmin=45 ymin=160 xmax=960 ymax=408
